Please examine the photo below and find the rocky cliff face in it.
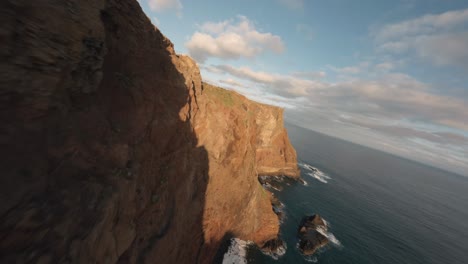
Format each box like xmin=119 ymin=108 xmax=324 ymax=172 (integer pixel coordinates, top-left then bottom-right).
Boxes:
xmin=0 ymin=0 xmax=299 ymax=263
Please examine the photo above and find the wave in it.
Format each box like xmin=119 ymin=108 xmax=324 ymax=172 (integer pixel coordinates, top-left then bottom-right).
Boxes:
xmin=272 ymin=202 xmax=285 ymax=214
xmin=307 ymin=171 xmax=331 ymax=183
xmin=299 ymin=162 xmax=317 ymax=172
xmin=261 ymin=182 xmax=283 ymax=191
xmin=299 ymin=162 xmax=332 ymax=183
xmin=304 ymin=255 xmax=318 ymax=263
xmin=296 ymin=241 xmax=320 ymax=262
xmin=261 ymin=242 xmax=287 ymax=260
xmin=316 ymin=226 xmax=342 ymax=247
xmin=222 ymin=238 xmax=252 ymax=264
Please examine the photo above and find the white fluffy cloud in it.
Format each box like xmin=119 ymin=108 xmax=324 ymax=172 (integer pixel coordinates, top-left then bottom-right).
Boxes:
xmin=148 ymin=0 xmax=182 ymax=14
xmin=375 ymin=8 xmax=468 ymax=68
xmin=185 ymin=16 xmax=285 ymax=62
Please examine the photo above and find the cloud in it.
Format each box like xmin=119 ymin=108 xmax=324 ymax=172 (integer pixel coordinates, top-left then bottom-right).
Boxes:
xmin=375 ymin=62 xmax=394 ymax=71
xmin=411 ymin=33 xmax=468 ymax=67
xmin=318 ymin=76 xmax=468 ymax=131
xmin=185 ymin=16 xmax=285 ymax=62
xmin=205 ymin=59 xmax=468 ymax=174
xmin=331 ymin=66 xmax=361 ymax=74
xmin=148 ymin=0 xmax=182 ymax=13
xmin=378 ymin=33 xmax=468 ymax=67
xmin=207 ymin=63 xmax=468 ymax=131
xmin=340 ymin=117 xmax=467 ymax=147
xmin=328 ymin=61 xmax=370 ymax=75
xmin=292 ymin=71 xmax=326 ymax=79
xmin=210 ymin=64 xmax=326 ymax=98
xmin=278 ymin=0 xmax=305 ymax=10
xmin=218 ymin=78 xmax=245 ymax=88
xmin=374 ymin=8 xmax=468 ymax=41
xmin=374 ymin=8 xmax=468 ymax=68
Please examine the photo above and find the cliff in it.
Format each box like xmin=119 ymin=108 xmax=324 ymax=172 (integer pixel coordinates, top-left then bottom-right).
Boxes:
xmin=0 ymin=0 xmax=299 ymax=263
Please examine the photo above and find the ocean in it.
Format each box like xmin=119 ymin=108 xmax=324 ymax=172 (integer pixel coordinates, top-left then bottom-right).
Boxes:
xmin=225 ymin=123 xmax=468 ymax=264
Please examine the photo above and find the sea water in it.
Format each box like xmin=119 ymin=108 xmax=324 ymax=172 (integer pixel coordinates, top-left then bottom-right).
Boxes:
xmin=239 ymin=123 xmax=468 ymax=264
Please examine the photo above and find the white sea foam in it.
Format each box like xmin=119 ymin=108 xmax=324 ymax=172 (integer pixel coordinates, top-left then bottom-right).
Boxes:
xmin=300 ymin=162 xmax=332 ymax=183
xmin=322 ymin=218 xmax=330 ymax=227
xmin=222 ymin=238 xmax=252 ymax=264
xmin=319 ymin=172 xmax=331 ymax=180
xmin=296 ymin=241 xmax=319 ymax=262
xmin=261 ymin=242 xmax=287 ymax=260
xmin=299 ymin=162 xmax=317 ymax=172
xmin=307 ymin=172 xmax=329 ymax=183
xmin=270 ymin=184 xmax=282 ymax=192
xmin=303 ymin=255 xmax=318 ymax=262
xmin=316 ymin=226 xmax=342 ymax=247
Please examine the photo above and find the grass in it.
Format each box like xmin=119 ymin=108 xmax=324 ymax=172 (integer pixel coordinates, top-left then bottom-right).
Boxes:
xmin=258 ymin=181 xmax=267 ymax=198
xmin=204 ymin=83 xmax=236 ymax=107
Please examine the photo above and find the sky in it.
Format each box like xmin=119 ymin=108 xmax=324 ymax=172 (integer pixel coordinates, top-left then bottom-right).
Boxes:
xmin=137 ymin=0 xmax=468 ymax=176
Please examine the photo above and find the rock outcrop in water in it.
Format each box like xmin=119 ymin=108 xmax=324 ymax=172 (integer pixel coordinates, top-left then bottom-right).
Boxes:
xmin=261 ymin=238 xmax=286 ymax=258
xmin=0 ymin=0 xmax=299 ymax=263
xmin=298 ymin=215 xmax=329 ymax=255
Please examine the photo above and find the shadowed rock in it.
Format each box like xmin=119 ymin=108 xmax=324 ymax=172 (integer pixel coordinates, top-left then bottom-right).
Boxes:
xmin=261 ymin=238 xmax=286 ymax=257
xmin=0 ymin=0 xmax=299 ymax=263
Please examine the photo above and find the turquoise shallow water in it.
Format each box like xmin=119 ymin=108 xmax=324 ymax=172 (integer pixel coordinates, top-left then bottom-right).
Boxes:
xmin=247 ymin=124 xmax=468 ymax=264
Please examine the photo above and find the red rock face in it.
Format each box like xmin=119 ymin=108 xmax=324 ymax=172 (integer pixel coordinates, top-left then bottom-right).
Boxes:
xmin=193 ymin=84 xmax=300 ymax=261
xmin=255 ymin=107 xmax=301 ymax=178
xmin=0 ymin=0 xmax=299 ymax=263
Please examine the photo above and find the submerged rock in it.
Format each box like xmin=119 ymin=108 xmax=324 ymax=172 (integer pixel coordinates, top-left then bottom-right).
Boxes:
xmin=298 ymin=214 xmax=329 ymax=255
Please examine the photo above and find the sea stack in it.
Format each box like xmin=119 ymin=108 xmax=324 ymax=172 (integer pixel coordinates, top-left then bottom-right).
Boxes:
xmin=298 ymin=215 xmax=330 ymax=255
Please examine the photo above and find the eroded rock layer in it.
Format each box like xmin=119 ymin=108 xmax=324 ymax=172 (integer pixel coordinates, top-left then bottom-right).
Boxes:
xmin=0 ymin=0 xmax=299 ymax=263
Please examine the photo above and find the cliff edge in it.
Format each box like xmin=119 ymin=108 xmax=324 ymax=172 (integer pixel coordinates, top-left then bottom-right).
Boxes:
xmin=0 ymin=0 xmax=299 ymax=263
